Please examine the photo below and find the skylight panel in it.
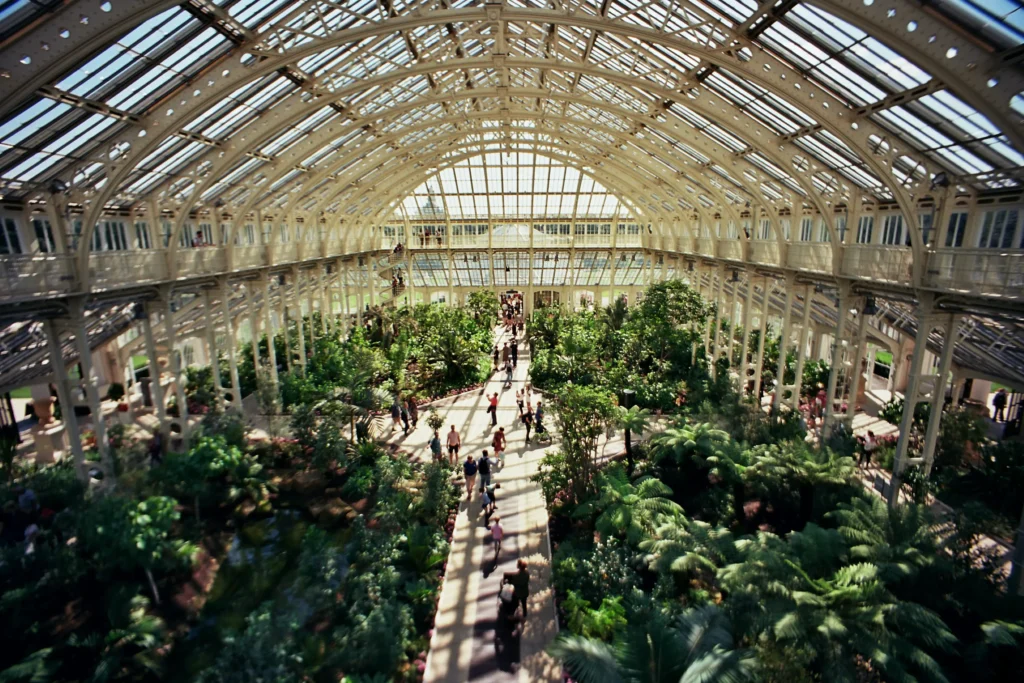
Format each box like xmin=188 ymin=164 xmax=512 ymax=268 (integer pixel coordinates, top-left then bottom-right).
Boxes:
xmin=161 ymin=27 xmax=231 ymax=77
xmin=0 ymin=100 xmax=72 ymax=148
xmin=44 ymin=113 xmax=121 ymax=158
xmin=759 ymin=22 xmax=831 ymax=70
xmin=845 ymin=37 xmax=932 ymax=91
xmin=808 ymin=58 xmax=885 ymax=107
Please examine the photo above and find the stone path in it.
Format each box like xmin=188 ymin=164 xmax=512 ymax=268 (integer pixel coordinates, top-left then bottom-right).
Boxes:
xmin=384 ymin=326 xmax=560 ymax=683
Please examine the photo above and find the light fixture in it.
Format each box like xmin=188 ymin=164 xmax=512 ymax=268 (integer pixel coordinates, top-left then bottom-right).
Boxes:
xmin=930 ymin=172 xmax=950 ymax=190
xmin=48 ymin=178 xmax=68 ymax=194
xmin=731 ymin=270 xmax=739 ymax=282
xmin=687 ymin=262 xmax=694 ymax=272
xmin=862 ymin=296 xmax=878 ymax=315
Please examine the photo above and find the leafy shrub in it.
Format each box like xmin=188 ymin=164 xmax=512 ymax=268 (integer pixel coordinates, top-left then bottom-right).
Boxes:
xmin=553 ymin=538 xmax=640 ymax=607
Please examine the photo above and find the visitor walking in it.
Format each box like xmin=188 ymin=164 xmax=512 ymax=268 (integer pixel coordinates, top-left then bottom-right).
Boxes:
xmin=501 ymin=342 xmax=510 ymax=367
xmin=503 ymin=360 xmax=514 ymax=388
xmin=447 ymin=425 xmax=461 ymax=465
xmin=400 ymin=402 xmax=410 ymax=434
xmin=463 ymin=455 xmax=478 ymax=500
xmin=490 ymin=516 xmax=503 ymax=556
xmin=859 ymin=430 xmax=876 ymax=468
xmin=522 ymin=408 xmax=533 ymax=444
xmin=481 ymin=484 xmax=498 ymax=524
xmin=488 ymin=392 xmax=499 ymax=426
xmin=492 ymin=345 xmax=500 ymax=371
xmin=516 ymin=389 xmax=524 ymax=416
xmin=502 ymin=559 xmax=530 ymax=617
xmin=993 ymin=388 xmax=1008 ymax=422
xmin=429 ymin=430 xmax=442 ymax=462
xmin=478 ymin=449 xmax=492 ymax=491
xmin=390 ymin=399 xmax=402 ymax=431
xmin=492 ymin=427 xmax=506 ymax=464
xmin=511 ymin=338 xmax=518 ymax=367
xmin=407 ymin=397 xmax=418 ymax=428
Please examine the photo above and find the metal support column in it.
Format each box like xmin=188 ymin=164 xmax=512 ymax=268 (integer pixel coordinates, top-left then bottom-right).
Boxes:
xmin=790 ymin=285 xmax=814 ymax=409
xmin=822 ymin=284 xmax=850 ymax=438
xmin=294 ymin=277 xmax=307 ymax=372
xmin=752 ymin=277 xmax=769 ymax=402
xmin=739 ymin=274 xmax=754 ymax=392
xmin=202 ymin=290 xmax=225 ymax=412
xmin=246 ymin=282 xmax=261 ymax=372
xmin=261 ymin=278 xmax=279 ymax=387
xmin=710 ymin=263 xmax=725 ymax=378
xmin=141 ymin=303 xmax=168 ymax=435
xmin=921 ymin=314 xmax=961 ymax=476
xmin=219 ymin=281 xmax=243 ymax=412
xmin=43 ymin=319 xmax=86 ymax=480
xmin=280 ymin=279 xmax=292 ymax=373
xmin=772 ymin=274 xmax=796 ymax=413
xmin=888 ymin=304 xmax=934 ymax=506
xmin=163 ymin=291 xmax=190 ymax=445
xmin=724 ymin=270 xmax=739 ymax=371
xmin=843 ymin=304 xmax=871 ymax=425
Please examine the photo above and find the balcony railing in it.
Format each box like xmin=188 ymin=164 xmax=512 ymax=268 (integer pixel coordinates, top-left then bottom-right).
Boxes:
xmin=177 ymin=246 xmax=227 ymax=278
xmin=841 ymin=245 xmax=912 ymax=283
xmin=695 ymin=237 xmax=715 ymax=257
xmin=718 ymin=240 xmax=742 ymax=261
xmin=91 ymin=251 xmax=166 ymax=290
xmin=749 ymin=241 xmax=780 ymax=267
xmin=924 ymin=248 xmax=1024 ymax=298
xmin=234 ymin=245 xmax=266 ymax=270
xmin=2 ymin=254 xmax=76 ymax=299
xmin=787 ymin=242 xmax=831 ymax=273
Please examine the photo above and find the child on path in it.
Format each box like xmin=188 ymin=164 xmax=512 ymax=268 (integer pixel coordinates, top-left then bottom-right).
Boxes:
xmin=492 ymin=427 xmax=506 ymax=464
xmin=429 ymin=430 xmax=442 ymax=462
xmin=490 ymin=516 xmax=503 ymax=556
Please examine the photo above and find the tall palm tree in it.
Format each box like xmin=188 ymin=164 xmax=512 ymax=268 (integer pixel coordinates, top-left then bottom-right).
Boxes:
xmin=616 ymin=405 xmax=652 ymax=475
xmin=599 ymin=295 xmax=630 ymax=333
xmin=639 ymin=517 xmax=737 ymax=590
xmin=574 ymin=463 xmax=683 ymax=544
xmin=827 ymin=495 xmax=938 ymax=585
xmin=719 ymin=530 xmax=956 ymax=683
xmin=744 ymin=442 xmax=855 ymax=526
xmin=651 ymin=422 xmax=731 ymax=469
xmin=549 ymin=605 xmax=755 ymax=683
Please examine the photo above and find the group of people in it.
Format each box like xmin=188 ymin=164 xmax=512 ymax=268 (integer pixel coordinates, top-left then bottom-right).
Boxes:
xmin=500 ymin=293 xmax=524 ymax=332
xmin=0 ymin=487 xmax=50 ymax=555
xmin=389 ymin=395 xmax=420 ymax=434
xmin=493 ymin=338 xmax=519 ymax=388
xmin=390 ymin=268 xmax=405 ymax=296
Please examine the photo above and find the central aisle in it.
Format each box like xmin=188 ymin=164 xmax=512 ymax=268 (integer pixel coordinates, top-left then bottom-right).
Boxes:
xmin=387 ymin=326 xmax=560 ymax=682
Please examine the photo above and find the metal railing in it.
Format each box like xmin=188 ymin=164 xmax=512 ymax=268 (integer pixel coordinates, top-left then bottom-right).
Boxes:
xmin=787 ymin=242 xmax=831 ymax=273
xmin=748 ymin=241 xmax=780 ymax=267
xmin=924 ymin=247 xmax=1024 ymax=297
xmin=91 ymin=251 xmax=166 ymax=290
xmin=2 ymin=254 xmax=76 ymax=299
xmin=718 ymin=240 xmax=743 ymax=262
xmin=841 ymin=245 xmax=912 ymax=283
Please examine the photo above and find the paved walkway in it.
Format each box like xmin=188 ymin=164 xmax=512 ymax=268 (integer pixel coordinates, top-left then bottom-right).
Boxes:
xmin=385 ymin=326 xmax=560 ymax=682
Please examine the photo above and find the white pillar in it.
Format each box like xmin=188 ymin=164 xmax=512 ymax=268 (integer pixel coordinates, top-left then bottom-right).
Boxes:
xmin=246 ymin=282 xmax=261 ymax=371
xmin=843 ymin=304 xmax=870 ymax=424
xmin=889 ymin=306 xmax=933 ymax=506
xmin=921 ymin=314 xmax=961 ymax=476
xmin=261 ymin=278 xmax=279 ymax=387
xmin=219 ymin=281 xmax=243 ymax=410
xmin=163 ymin=291 xmax=190 ymax=445
xmin=710 ymin=263 xmax=725 ymax=378
xmin=740 ymin=274 xmax=754 ymax=392
xmin=822 ymin=284 xmax=850 ymax=438
xmin=43 ymin=319 xmax=86 ymax=480
xmin=772 ymin=274 xmax=795 ymax=413
xmin=790 ymin=284 xmax=814 ymax=409
xmin=725 ymin=270 xmax=739 ymax=370
xmin=203 ymin=290 xmax=225 ymax=411
xmin=752 ymin=276 xmax=769 ymax=402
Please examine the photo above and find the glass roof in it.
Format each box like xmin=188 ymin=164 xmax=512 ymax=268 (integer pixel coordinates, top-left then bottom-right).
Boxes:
xmin=0 ymin=0 xmax=1020 ymax=213
xmin=397 ymin=152 xmax=625 ymax=220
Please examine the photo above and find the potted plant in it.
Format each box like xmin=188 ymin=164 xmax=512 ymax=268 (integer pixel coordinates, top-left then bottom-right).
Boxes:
xmin=426 ymin=408 xmax=444 ymax=434
xmin=108 ymin=382 xmax=131 ymax=423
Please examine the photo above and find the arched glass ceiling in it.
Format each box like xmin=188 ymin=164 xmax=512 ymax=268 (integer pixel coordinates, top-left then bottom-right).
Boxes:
xmin=396 ymin=152 xmax=626 ymax=220
xmin=0 ymin=0 xmax=1021 ymax=226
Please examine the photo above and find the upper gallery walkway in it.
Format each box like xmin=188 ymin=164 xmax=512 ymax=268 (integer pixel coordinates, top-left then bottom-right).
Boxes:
xmin=0 ymin=224 xmax=1020 ymax=308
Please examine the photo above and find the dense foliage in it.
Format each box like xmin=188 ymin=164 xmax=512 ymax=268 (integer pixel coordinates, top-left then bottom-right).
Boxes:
xmin=536 ymin=279 xmax=1024 ymax=683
